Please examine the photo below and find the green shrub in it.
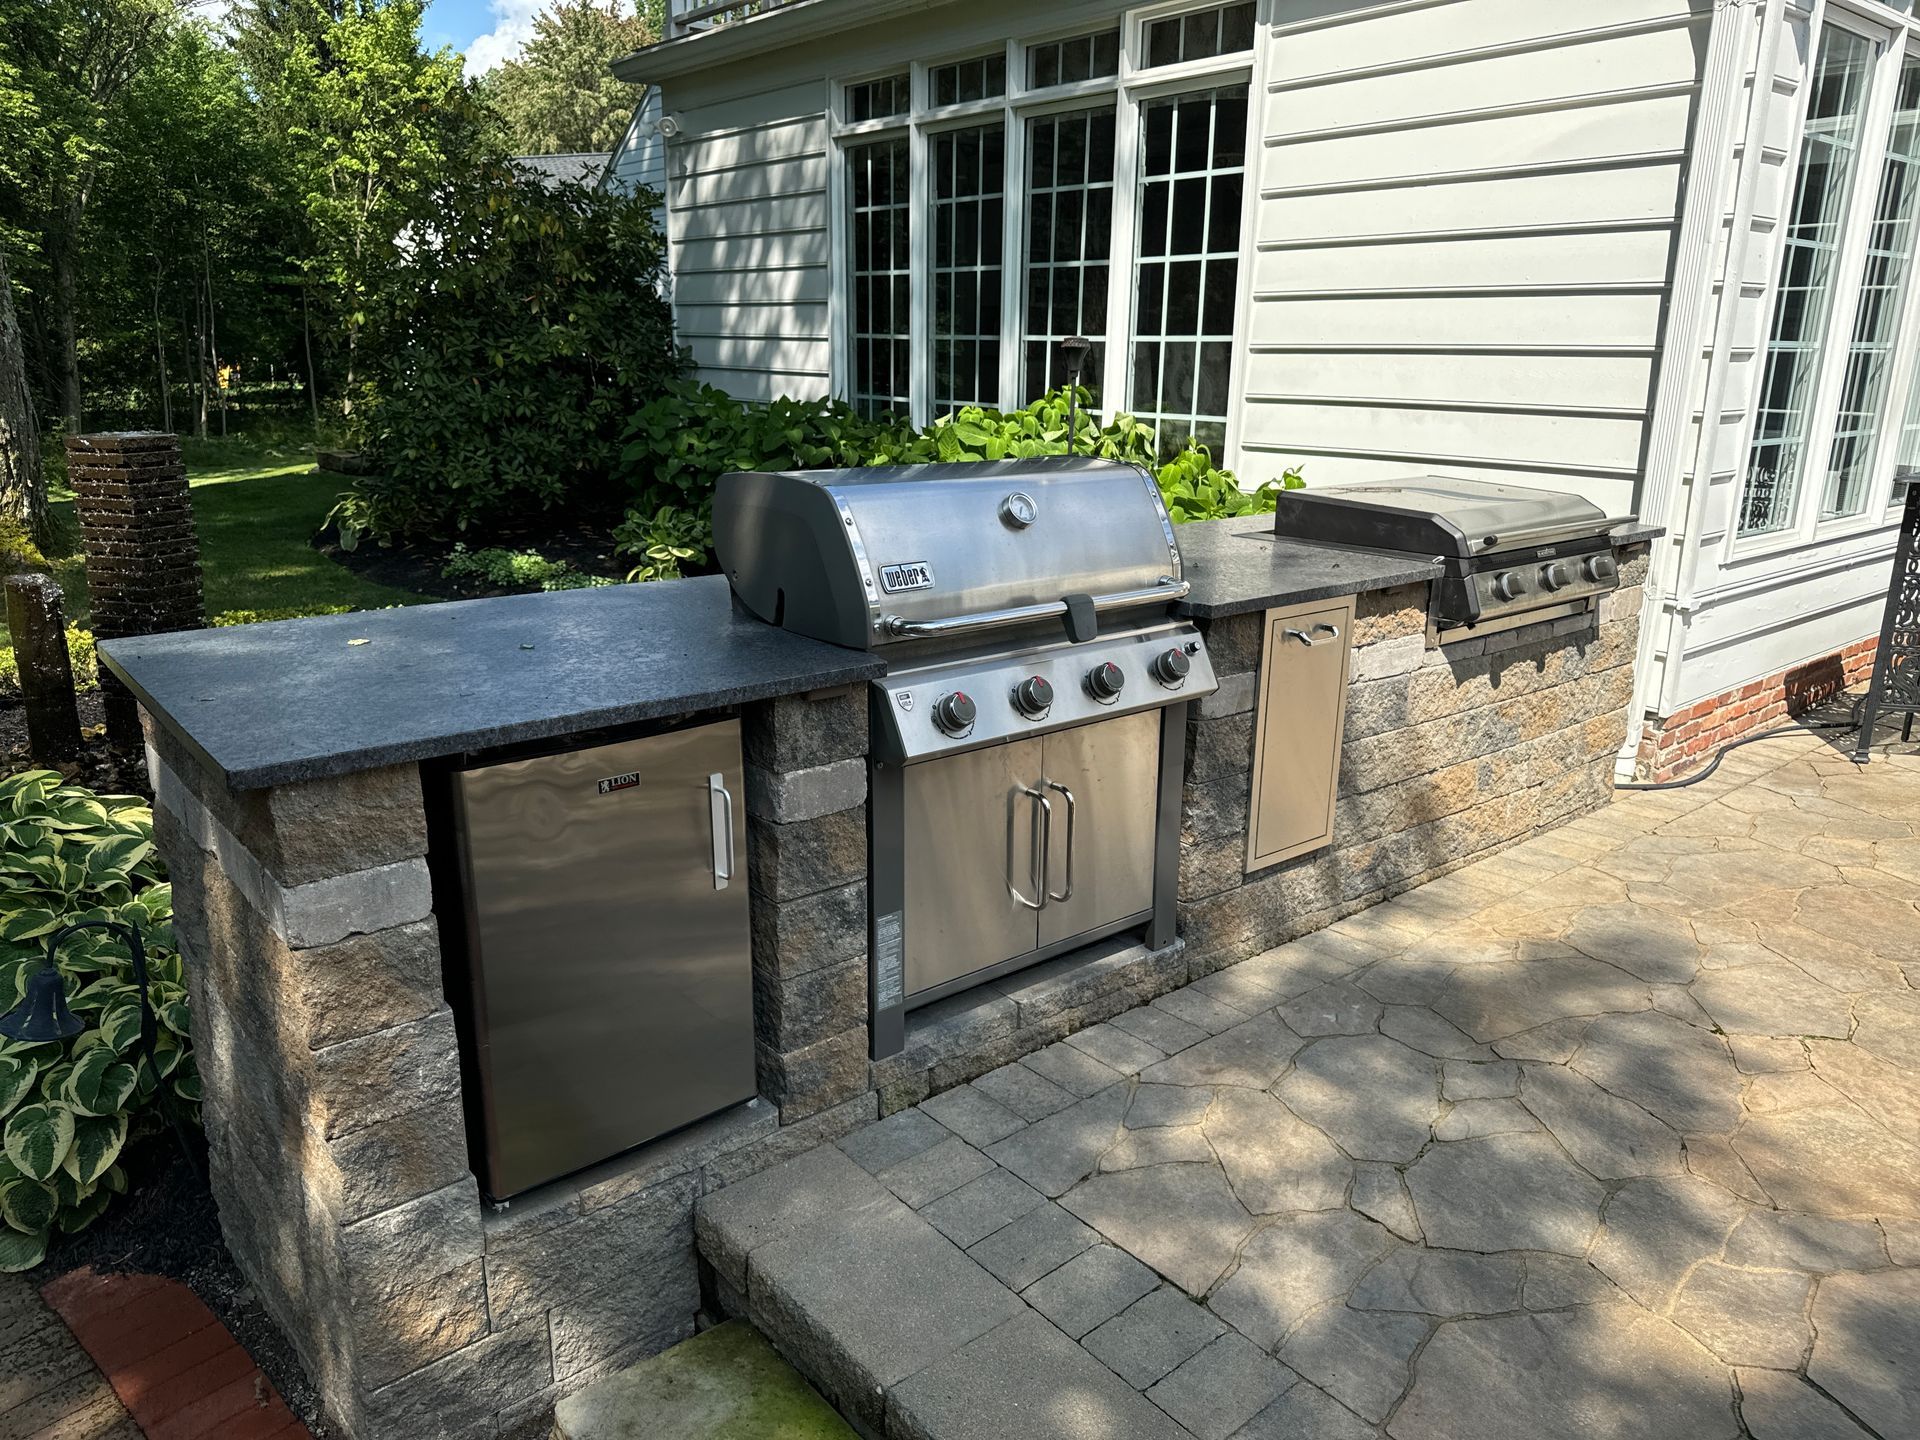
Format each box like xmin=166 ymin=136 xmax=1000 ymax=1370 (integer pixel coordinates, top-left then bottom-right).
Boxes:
xmin=209 ymin=606 xmax=356 ymax=627
xmin=440 ymin=545 xmax=615 ymax=593
xmin=0 ymin=772 xmax=193 ymax=1272
xmin=613 ymin=385 xmax=1303 ymax=558
xmin=337 ymin=169 xmax=686 ymax=546
xmin=0 ymin=515 xmax=48 ymax=575
xmin=0 ymin=627 xmax=97 ymax=698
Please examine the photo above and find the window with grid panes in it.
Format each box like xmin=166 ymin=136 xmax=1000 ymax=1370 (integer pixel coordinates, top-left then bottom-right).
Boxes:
xmin=931 ymin=124 xmax=1006 ymax=412
xmin=1738 ymin=25 xmax=1876 ymax=535
xmin=1130 ymin=84 xmax=1247 ymax=460
xmin=1026 ymin=30 xmax=1119 ymax=88
xmin=1024 ymin=108 xmax=1116 ymax=402
xmin=848 ymin=138 xmax=911 ymax=418
xmin=1143 ymin=2 xmax=1254 ymax=69
xmin=846 ymin=73 xmax=909 ymax=122
xmin=1902 ymin=362 xmax=1920 ymax=476
xmin=1824 ymin=54 xmax=1920 ymax=518
xmin=930 ymin=53 xmax=1006 ymax=107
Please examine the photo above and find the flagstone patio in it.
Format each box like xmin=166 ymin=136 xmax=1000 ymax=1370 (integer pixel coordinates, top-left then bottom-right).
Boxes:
xmin=700 ymin=725 xmax=1920 ymax=1440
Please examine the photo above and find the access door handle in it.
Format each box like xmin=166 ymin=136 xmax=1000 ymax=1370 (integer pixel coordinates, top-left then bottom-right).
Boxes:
xmin=1284 ymin=623 xmax=1342 ymax=647
xmin=1045 ymin=781 xmax=1076 ymax=903
xmin=708 ymin=773 xmax=735 ymax=890
xmin=1008 ymin=786 xmax=1050 ymax=910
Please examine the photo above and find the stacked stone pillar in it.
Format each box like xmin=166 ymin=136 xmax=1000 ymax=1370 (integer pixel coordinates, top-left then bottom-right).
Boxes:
xmin=67 ymin=433 xmax=203 ymax=747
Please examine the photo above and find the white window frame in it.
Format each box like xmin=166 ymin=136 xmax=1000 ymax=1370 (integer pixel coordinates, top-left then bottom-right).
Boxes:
xmin=1730 ymin=0 xmax=1920 ymax=562
xmin=825 ymin=0 xmax=1260 ymax=434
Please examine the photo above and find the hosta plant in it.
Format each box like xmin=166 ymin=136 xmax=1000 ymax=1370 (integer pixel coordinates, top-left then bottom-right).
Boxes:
xmin=0 ymin=771 xmax=195 ymax=1272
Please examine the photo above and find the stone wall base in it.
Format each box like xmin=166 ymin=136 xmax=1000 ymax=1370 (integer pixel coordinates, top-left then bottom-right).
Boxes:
xmin=1635 ymin=637 xmax=1876 ymax=781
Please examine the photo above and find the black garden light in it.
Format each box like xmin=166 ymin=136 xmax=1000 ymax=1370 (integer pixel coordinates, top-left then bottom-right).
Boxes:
xmin=1 ymin=918 xmax=200 ymax=1173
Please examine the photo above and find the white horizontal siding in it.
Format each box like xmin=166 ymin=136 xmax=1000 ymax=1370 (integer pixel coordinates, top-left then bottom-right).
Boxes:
xmin=607 ymin=88 xmax=669 ymax=197
xmin=663 ymin=83 xmax=834 ymax=399
xmin=1239 ymin=0 xmax=1711 ymax=500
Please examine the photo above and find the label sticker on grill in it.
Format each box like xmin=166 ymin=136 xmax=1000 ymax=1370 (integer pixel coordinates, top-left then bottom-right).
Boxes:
xmin=874 ymin=911 xmax=905 ymax=1009
xmin=879 ymin=561 xmax=935 ymax=593
xmin=596 ymin=771 xmax=641 ymax=795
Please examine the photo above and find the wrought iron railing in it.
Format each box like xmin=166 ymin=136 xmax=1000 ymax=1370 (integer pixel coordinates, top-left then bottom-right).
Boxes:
xmin=668 ymin=0 xmax=802 ymax=36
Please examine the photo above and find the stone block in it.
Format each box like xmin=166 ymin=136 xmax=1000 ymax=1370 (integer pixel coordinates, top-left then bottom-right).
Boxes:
xmin=1349 ymin=633 xmax=1425 ymax=684
xmin=748 ymin=807 xmax=866 ymax=903
xmin=1146 ymin=1333 xmax=1296 ymax=1440
xmin=1602 ymin=584 xmax=1645 ymax=626
xmin=965 ymin=1201 xmax=1098 ymax=1290
xmin=278 ymin=858 xmax=434 ymax=949
xmin=576 ymin=1101 xmax=778 ymax=1214
xmin=548 ymin=1259 xmax=701 ymax=1382
xmin=1198 ymin=671 xmax=1256 ymax=719
xmin=1182 ymin=773 xmax=1250 ymax=844
xmin=1617 ymin=546 xmax=1651 ymax=587
xmin=1083 ymin=1286 xmax=1226 ymax=1387
xmin=750 ymin=880 xmax=866 ymax=982
xmin=744 ymin=689 xmax=868 ymax=771
xmin=310 ymin=1008 xmax=463 ymax=1140
xmin=342 ymin=1178 xmax=485 ymax=1308
xmin=757 ymin=1027 xmax=870 ymax=1122
xmin=836 ymin=1108 xmax=951 ymax=1176
xmin=1180 ymin=832 xmax=1245 ymax=902
xmin=754 ymin=956 xmax=866 ymax=1054
xmin=352 ymin=1260 xmax=491 ymax=1390
xmin=357 ymin=1318 xmax=554 ymax=1440
xmin=745 ymin=758 xmax=866 ymax=824
xmin=1353 ymin=585 xmax=1428 ymax=643
xmin=324 ymin=1100 xmax=475 ymax=1226
xmin=1344 ymin=676 xmax=1411 ymax=742
xmin=1200 ymin=614 xmax=1263 ymax=676
xmin=994 ymin=938 xmax=1179 ymax=1029
xmin=1186 ymin=713 xmax=1253 ymax=785
xmin=285 ymin=919 xmax=446 ymax=1051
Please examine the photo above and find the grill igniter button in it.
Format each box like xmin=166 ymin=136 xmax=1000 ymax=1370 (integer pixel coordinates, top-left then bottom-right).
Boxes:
xmin=1086 ymin=661 xmax=1126 ymax=700
xmin=1539 ymin=561 xmax=1573 ymax=593
xmin=1491 ymin=571 xmax=1529 ymax=603
xmin=1584 ymin=554 xmax=1618 ymax=583
xmin=1151 ymin=647 xmax=1191 ymax=687
xmin=932 ymin=691 xmax=977 ymax=735
xmin=1012 ymin=675 xmax=1054 ymax=718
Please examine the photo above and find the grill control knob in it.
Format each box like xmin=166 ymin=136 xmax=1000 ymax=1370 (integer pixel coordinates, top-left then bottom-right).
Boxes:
xmin=932 ymin=691 xmax=976 ymax=735
xmin=1152 ymin=648 xmax=1191 ymax=687
xmin=1087 ymin=662 xmax=1126 ymax=700
xmin=1583 ymin=554 xmax=1618 ymax=583
xmin=1540 ymin=562 xmax=1573 ymax=593
xmin=1012 ymin=676 xmax=1054 ymax=718
xmin=1491 ymin=571 xmax=1529 ymax=603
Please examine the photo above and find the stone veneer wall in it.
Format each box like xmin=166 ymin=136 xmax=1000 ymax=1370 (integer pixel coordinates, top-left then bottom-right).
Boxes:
xmin=1178 ymin=544 xmax=1651 ymax=973
xmin=1633 ymin=635 xmax=1877 ymax=782
xmin=144 ymin=688 xmax=883 ymax=1440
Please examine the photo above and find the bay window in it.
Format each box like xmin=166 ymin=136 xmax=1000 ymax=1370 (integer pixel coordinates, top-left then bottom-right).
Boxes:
xmin=833 ymin=2 xmax=1256 ymax=458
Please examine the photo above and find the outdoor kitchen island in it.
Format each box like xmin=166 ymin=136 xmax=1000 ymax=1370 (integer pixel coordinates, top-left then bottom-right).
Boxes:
xmin=99 ymin=507 xmax=1656 ymax=1440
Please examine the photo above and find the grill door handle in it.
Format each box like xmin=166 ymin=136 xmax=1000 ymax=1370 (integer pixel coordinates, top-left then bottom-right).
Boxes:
xmin=1285 ymin=623 xmax=1341 ymax=647
xmin=707 ymin=773 xmax=735 ymax=890
xmin=1008 ymin=786 xmax=1049 ymax=910
xmin=881 ymin=579 xmax=1192 ymax=639
xmin=1045 ymin=781 xmax=1076 ymax=903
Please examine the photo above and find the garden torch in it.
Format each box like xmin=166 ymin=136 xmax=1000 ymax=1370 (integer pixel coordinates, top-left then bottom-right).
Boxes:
xmin=1062 ymin=335 xmax=1094 ymax=456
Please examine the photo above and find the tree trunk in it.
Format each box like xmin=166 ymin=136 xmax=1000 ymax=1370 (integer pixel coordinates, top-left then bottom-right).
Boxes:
xmin=194 ymin=286 xmax=208 ymax=440
xmin=201 ymin=227 xmax=226 ymax=437
xmin=302 ymin=287 xmax=320 ymax=426
xmin=152 ymin=265 xmax=172 ymax=434
xmin=4 ymin=574 xmax=83 ymax=762
xmin=0 ymin=252 xmax=51 ymax=553
xmin=52 ymin=198 xmax=84 ymax=430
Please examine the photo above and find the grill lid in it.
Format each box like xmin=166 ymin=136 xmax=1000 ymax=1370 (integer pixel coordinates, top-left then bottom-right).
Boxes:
xmin=1273 ymin=477 xmax=1614 ymax=557
xmin=714 ymin=457 xmax=1184 ymax=650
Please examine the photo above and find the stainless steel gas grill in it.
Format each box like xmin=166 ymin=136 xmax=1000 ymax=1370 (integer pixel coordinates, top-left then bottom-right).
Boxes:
xmin=714 ymin=457 xmax=1217 ymax=1057
xmin=1271 ymin=477 xmax=1634 ymax=640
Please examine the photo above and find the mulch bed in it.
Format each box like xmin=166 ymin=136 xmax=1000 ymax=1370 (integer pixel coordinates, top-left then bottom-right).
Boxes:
xmin=313 ymin=499 xmax=640 ymax=602
xmin=0 ymin=691 xmax=152 ymax=798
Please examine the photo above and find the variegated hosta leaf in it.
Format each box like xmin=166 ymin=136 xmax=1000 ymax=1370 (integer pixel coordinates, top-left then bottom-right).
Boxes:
xmin=0 ymin=1224 xmax=48 ymax=1272
xmin=0 ymin=1059 xmax=36 ymax=1120
xmin=158 ymin=997 xmax=192 ymax=1038
xmin=98 ymin=1001 xmax=144 ymax=1055
xmin=4 ymin=1103 xmax=74 ymax=1182
xmin=62 ymin=1049 xmax=139 ymax=1119
xmin=0 ymin=960 xmax=30 ymax=1010
xmin=0 ymin=909 xmax=60 ymax=945
xmin=58 ymin=1185 xmax=113 ymax=1235
xmin=174 ymin=1064 xmax=202 ymax=1104
xmin=85 ymin=835 xmax=152 ymax=885
xmin=49 ymin=1168 xmax=91 ymax=1209
xmin=0 ymin=1175 xmax=56 ymax=1234
xmin=63 ymin=1114 xmax=126 ymax=1187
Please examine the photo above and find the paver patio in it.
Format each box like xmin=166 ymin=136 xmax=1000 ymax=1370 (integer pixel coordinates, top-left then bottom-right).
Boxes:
xmin=702 ymin=726 xmax=1920 ymax=1440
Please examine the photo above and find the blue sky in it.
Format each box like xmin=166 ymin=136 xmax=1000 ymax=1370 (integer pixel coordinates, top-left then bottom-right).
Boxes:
xmin=423 ymin=0 xmax=542 ymax=72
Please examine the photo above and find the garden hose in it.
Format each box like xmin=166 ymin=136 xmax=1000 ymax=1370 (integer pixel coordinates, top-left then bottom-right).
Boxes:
xmin=1615 ymin=720 xmax=1860 ymax=792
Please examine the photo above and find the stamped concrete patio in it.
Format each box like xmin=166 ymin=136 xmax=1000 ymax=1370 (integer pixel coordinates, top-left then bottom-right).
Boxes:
xmin=700 ymin=724 xmax=1920 ymax=1440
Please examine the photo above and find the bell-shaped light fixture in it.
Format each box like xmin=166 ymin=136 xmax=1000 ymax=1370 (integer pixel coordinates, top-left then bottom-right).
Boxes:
xmin=0 ymin=962 xmax=84 ymax=1043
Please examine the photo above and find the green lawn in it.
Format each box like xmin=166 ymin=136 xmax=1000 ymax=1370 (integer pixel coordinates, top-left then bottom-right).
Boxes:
xmin=4 ymin=437 xmax=424 ymax=679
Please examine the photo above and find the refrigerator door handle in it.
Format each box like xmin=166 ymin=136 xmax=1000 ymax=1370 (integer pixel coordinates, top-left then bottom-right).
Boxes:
xmin=708 ymin=773 xmax=736 ymax=890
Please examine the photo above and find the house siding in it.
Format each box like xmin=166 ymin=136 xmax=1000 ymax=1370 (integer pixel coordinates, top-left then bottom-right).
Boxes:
xmin=1235 ymin=0 xmax=1714 ymax=509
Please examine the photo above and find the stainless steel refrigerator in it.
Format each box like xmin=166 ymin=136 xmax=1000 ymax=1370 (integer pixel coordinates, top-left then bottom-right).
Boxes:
xmin=436 ymin=718 xmax=755 ymax=1200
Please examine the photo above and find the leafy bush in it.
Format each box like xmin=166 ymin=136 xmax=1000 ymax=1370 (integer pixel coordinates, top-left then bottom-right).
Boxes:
xmin=613 ymin=385 xmax=1304 ymax=567
xmin=0 ymin=772 xmax=193 ymax=1272
xmin=439 ymin=545 xmax=614 ymax=593
xmin=209 ymin=605 xmax=356 ymax=627
xmin=336 ymin=168 xmax=686 ymax=545
xmin=0 ymin=627 xmax=97 ymax=698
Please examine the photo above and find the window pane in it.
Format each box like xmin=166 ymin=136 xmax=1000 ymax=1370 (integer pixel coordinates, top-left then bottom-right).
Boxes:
xmin=1823 ymin=55 xmax=1920 ymax=519
xmin=1027 ymin=29 xmax=1120 ymax=88
xmin=848 ymin=138 xmax=911 ymax=419
xmin=1140 ymin=2 xmax=1256 ymax=69
xmin=929 ymin=52 xmax=1007 ymax=107
xmin=1901 ymin=352 xmax=1920 ymax=478
xmin=845 ymin=73 xmax=908 ymax=123
xmin=1128 ymin=85 xmax=1247 ymax=460
xmin=933 ymin=123 xmax=1006 ymax=413
xmin=1022 ymin=108 xmax=1117 ymax=402
xmin=1738 ymin=24 xmax=1876 ymax=535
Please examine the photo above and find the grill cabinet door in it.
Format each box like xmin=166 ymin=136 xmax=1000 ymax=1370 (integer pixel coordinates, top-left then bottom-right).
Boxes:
xmin=903 ymin=738 xmax=1044 ymax=997
xmin=1248 ymin=597 xmax=1355 ymax=869
xmin=1038 ymin=711 xmax=1160 ymax=948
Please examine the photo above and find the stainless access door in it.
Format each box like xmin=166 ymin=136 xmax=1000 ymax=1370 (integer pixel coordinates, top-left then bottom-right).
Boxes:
xmin=902 ymin=738 xmax=1044 ymax=997
xmin=453 ymin=720 xmax=753 ymax=1199
xmin=1039 ymin=711 xmax=1161 ymax=947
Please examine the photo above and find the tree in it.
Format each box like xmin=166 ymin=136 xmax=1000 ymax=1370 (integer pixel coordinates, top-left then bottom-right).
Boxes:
xmin=480 ymin=0 xmax=658 ymax=156
xmin=0 ymin=38 xmax=48 ymax=545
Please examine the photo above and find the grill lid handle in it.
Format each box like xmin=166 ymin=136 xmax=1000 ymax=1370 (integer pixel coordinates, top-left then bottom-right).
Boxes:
xmin=879 ymin=578 xmax=1192 ymax=640
xmin=1063 ymin=593 xmax=1098 ymax=644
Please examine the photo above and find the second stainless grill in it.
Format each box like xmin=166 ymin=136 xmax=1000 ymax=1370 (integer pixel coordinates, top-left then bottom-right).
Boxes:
xmin=715 ymin=458 xmax=1217 ymax=1056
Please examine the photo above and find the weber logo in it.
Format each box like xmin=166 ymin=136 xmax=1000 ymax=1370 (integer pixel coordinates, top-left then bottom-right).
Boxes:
xmin=596 ymin=772 xmax=641 ymax=795
xmin=879 ymin=561 xmax=935 ymax=593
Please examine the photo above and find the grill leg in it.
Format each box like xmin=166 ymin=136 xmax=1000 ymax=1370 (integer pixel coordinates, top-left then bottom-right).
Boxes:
xmin=1148 ymin=701 xmax=1191 ymax=952
xmin=868 ymin=752 xmax=908 ymax=1060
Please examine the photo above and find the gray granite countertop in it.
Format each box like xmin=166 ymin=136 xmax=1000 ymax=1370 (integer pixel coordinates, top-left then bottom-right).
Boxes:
xmin=1173 ymin=519 xmax=1444 ymax=620
xmin=99 ymin=575 xmax=882 ymax=790
xmin=1609 ymin=521 xmax=1666 ymax=547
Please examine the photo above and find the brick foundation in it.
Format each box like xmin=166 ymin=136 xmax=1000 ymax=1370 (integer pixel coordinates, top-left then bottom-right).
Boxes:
xmin=1634 ymin=637 xmax=1877 ymax=782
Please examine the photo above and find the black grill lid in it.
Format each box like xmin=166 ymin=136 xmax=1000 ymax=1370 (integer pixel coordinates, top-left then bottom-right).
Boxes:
xmin=1273 ymin=477 xmax=1614 ymax=558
